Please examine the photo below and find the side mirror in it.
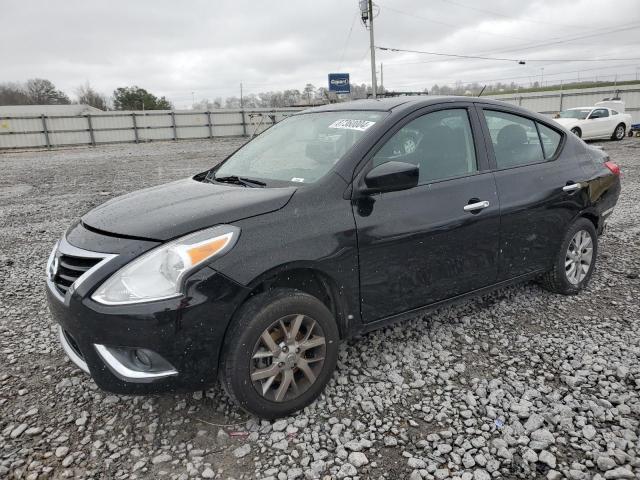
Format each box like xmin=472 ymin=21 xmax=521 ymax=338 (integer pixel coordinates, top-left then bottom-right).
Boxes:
xmin=361 ymin=161 xmax=419 ymax=195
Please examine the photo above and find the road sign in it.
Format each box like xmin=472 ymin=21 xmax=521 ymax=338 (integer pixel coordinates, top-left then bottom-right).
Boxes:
xmin=328 ymin=73 xmax=350 ymax=94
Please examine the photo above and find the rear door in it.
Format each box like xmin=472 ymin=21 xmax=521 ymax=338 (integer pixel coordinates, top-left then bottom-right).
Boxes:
xmin=353 ymin=103 xmax=500 ymax=323
xmin=476 ymin=105 xmax=589 ymax=279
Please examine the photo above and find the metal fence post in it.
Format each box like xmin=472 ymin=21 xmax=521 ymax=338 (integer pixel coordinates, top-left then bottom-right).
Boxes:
xmin=86 ymin=115 xmax=96 ymax=146
xmin=41 ymin=114 xmax=51 ymax=149
xmin=132 ymin=113 xmax=139 ymax=143
xmin=206 ymin=111 xmax=214 ymax=139
xmin=241 ymin=110 xmax=247 ymax=136
xmin=171 ymin=111 xmax=178 ymax=140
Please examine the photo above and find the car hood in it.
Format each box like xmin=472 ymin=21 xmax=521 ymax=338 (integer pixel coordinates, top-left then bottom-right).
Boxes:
xmin=82 ymin=177 xmax=297 ymax=241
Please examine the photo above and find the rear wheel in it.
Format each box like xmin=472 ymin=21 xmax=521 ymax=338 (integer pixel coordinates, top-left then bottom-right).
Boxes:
xmin=541 ymin=218 xmax=598 ymax=295
xmin=612 ymin=123 xmax=625 ymax=141
xmin=570 ymin=127 xmax=582 ymax=138
xmin=220 ymin=289 xmax=339 ymax=419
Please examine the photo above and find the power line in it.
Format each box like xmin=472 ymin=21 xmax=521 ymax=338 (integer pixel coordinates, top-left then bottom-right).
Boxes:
xmin=389 ymin=21 xmax=640 ymax=67
xmin=337 ymin=12 xmax=358 ymax=71
xmin=376 ymin=2 xmax=534 ymax=42
xmin=376 ymin=46 xmax=527 ymax=63
xmin=439 ymin=0 xmax=587 ymax=30
xmin=378 ymin=46 xmax=640 ymax=65
xmin=493 ymin=23 xmax=640 ymax=55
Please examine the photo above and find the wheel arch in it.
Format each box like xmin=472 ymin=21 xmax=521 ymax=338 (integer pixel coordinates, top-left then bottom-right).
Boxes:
xmin=581 ymin=211 xmax=599 ymax=232
xmin=221 ymin=263 xmax=354 ymax=347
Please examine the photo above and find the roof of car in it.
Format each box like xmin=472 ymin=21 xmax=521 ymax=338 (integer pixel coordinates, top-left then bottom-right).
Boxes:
xmin=302 ymin=95 xmax=523 ymax=113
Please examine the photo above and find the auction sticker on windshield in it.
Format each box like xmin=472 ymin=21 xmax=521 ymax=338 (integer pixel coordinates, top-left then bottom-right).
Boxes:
xmin=328 ymin=119 xmax=376 ymax=131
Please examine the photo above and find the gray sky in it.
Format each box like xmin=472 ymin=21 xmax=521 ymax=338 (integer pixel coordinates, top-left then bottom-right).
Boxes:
xmin=2 ymin=0 xmax=640 ymax=108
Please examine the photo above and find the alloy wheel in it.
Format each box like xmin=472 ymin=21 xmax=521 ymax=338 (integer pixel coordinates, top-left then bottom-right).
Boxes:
xmin=565 ymin=229 xmax=593 ymax=285
xmin=615 ymin=125 xmax=625 ymax=140
xmin=250 ymin=314 xmax=326 ymax=402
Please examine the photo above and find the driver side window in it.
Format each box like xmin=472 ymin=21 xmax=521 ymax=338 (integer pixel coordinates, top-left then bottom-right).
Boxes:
xmin=590 ymin=108 xmax=609 ymax=119
xmin=372 ymin=109 xmax=477 ymax=184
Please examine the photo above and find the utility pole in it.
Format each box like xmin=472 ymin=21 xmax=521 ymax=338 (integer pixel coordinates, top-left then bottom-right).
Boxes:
xmin=380 ymin=63 xmax=384 ymax=92
xmin=540 ymin=67 xmax=544 ymax=87
xmin=240 ymin=82 xmax=244 ymax=108
xmin=367 ymin=0 xmax=378 ymax=98
xmin=359 ymin=0 xmax=378 ymax=98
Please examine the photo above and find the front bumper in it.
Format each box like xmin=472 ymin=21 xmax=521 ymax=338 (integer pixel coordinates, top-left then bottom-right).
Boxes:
xmin=46 ymin=228 xmax=249 ymax=394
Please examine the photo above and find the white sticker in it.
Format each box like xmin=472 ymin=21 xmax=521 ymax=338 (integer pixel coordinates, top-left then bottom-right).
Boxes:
xmin=291 ymin=177 xmax=305 ymax=182
xmin=328 ymin=119 xmax=376 ymax=131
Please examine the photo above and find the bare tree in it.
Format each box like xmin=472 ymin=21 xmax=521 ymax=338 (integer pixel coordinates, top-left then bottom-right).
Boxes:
xmin=25 ymin=78 xmax=70 ymax=104
xmin=303 ymin=84 xmax=316 ymax=104
xmin=76 ymin=82 xmax=107 ymax=110
xmin=0 ymin=82 xmax=30 ymax=105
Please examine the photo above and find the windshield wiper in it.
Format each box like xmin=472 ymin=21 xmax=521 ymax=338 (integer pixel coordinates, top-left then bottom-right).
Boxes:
xmin=213 ymin=175 xmax=266 ymax=187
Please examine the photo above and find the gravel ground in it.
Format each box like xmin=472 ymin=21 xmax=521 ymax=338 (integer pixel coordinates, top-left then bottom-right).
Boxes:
xmin=1 ymin=138 xmax=639 ymax=480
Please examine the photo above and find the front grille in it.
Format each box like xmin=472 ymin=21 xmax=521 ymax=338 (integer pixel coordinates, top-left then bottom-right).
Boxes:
xmin=52 ymin=253 xmax=102 ymax=296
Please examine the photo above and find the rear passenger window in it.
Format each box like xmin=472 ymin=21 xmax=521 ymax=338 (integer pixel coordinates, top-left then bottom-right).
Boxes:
xmin=483 ymin=110 xmax=544 ymax=168
xmin=537 ymin=123 xmax=562 ymax=159
xmin=372 ymin=109 xmax=477 ymax=184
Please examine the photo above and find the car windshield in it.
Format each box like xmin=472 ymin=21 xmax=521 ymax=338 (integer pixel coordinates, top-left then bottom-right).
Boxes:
xmin=214 ymin=111 xmax=387 ymax=185
xmin=558 ymin=109 xmax=591 ymax=119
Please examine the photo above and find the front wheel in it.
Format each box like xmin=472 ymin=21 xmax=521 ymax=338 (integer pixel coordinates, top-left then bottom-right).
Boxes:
xmin=220 ymin=289 xmax=339 ymax=419
xmin=612 ymin=123 xmax=625 ymax=141
xmin=541 ymin=218 xmax=598 ymax=295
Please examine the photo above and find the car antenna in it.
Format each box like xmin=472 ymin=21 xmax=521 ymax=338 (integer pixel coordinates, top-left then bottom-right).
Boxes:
xmin=477 ymin=85 xmax=486 ymax=97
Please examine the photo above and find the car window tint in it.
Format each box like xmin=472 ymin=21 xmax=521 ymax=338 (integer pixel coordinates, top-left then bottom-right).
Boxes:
xmin=372 ymin=109 xmax=477 ymax=184
xmin=612 ymin=110 xmax=619 ymax=115
xmin=483 ymin=110 xmax=545 ymax=168
xmin=537 ymin=123 xmax=562 ymax=159
xmin=591 ymin=108 xmax=609 ymax=118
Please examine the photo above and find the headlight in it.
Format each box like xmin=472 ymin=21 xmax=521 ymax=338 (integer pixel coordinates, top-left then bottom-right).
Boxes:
xmin=92 ymin=225 xmax=240 ymax=305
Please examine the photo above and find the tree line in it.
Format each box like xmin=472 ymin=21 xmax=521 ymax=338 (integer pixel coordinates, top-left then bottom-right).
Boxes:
xmin=0 ymin=79 xmax=172 ymax=110
xmin=1 ymin=77 xmax=581 ymax=112
xmin=0 ymin=78 xmax=382 ymax=111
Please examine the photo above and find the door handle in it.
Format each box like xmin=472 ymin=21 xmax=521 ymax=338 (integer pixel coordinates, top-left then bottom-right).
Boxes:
xmin=464 ymin=200 xmax=490 ymax=212
xmin=563 ymin=183 xmax=582 ymax=193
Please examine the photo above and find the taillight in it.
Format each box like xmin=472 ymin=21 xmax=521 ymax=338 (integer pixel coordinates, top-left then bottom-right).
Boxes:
xmin=604 ymin=161 xmax=620 ymax=176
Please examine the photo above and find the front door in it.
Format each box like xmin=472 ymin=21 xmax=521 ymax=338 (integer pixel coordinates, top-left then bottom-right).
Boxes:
xmin=353 ymin=105 xmax=500 ymax=323
xmin=587 ymin=108 xmax=611 ymax=137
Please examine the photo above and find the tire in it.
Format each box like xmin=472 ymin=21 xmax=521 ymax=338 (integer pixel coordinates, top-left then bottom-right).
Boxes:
xmin=541 ymin=218 xmax=598 ymax=295
xmin=570 ymin=127 xmax=582 ymax=138
xmin=219 ymin=288 xmax=339 ymax=419
xmin=611 ymin=123 xmax=626 ymax=141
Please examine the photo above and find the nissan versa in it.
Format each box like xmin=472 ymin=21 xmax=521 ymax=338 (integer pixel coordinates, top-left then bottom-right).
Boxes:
xmin=46 ymin=97 xmax=621 ymax=418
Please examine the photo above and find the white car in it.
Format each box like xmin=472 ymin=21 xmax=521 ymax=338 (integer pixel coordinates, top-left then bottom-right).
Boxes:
xmin=553 ymin=100 xmax=631 ymax=141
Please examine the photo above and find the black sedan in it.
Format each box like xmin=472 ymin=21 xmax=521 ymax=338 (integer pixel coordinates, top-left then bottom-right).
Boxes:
xmin=46 ymin=96 xmax=621 ymax=418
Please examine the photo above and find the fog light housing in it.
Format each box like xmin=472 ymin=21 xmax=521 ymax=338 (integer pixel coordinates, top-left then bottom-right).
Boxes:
xmin=94 ymin=344 xmax=177 ymax=382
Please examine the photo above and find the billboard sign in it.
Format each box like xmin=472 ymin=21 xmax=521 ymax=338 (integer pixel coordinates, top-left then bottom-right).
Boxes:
xmin=328 ymin=73 xmax=350 ymax=94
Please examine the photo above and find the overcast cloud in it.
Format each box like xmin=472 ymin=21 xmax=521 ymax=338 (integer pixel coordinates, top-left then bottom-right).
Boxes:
xmin=2 ymin=0 xmax=639 ymax=108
